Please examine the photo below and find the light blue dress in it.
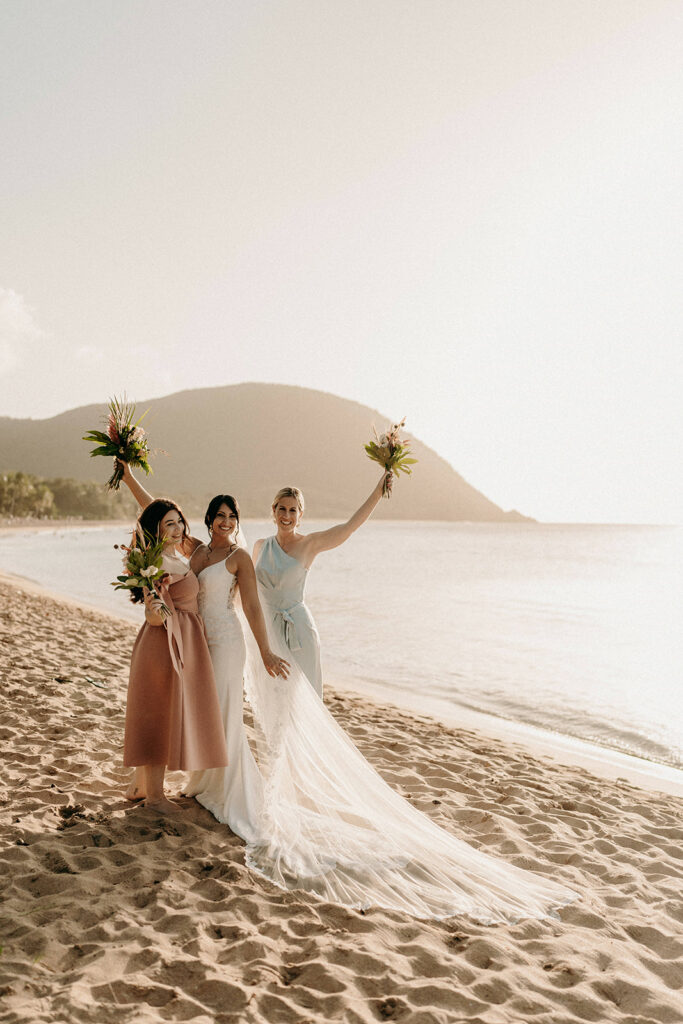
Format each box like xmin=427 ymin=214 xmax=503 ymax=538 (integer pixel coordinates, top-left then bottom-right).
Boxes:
xmin=254 ymin=535 xmax=323 ymax=697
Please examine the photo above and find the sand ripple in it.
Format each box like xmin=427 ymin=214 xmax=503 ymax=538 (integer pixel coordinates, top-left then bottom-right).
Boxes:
xmin=1 ymin=581 xmax=682 ymax=1023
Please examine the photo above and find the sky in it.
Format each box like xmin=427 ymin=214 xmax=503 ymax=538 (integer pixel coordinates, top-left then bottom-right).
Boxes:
xmin=1 ymin=0 xmax=681 ymax=523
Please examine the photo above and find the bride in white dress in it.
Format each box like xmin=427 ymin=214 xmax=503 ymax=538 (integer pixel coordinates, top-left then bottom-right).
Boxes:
xmin=120 ymin=469 xmax=577 ymax=922
xmin=183 ymin=494 xmax=288 ymax=842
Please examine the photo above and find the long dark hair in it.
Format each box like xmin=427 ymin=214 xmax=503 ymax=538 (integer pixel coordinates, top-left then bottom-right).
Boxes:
xmin=204 ymin=494 xmax=240 ymax=537
xmin=128 ymin=498 xmax=189 ymax=604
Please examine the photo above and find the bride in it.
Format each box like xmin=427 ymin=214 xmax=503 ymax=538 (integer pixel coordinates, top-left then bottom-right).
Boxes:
xmin=120 ymin=466 xmax=576 ymax=923
xmin=183 ymin=492 xmax=289 ymax=841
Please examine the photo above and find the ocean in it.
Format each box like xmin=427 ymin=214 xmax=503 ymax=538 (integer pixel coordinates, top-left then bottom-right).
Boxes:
xmin=1 ymin=521 xmax=681 ymax=772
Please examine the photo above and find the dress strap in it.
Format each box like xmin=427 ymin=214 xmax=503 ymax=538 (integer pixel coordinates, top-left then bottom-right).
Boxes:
xmin=158 ymin=575 xmax=185 ymax=680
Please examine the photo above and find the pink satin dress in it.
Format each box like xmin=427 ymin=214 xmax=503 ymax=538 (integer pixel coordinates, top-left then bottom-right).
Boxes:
xmin=123 ymin=570 xmax=229 ymax=771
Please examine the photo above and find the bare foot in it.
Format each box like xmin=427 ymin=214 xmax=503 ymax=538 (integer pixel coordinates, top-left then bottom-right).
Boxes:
xmin=125 ymin=767 xmax=145 ymax=801
xmin=142 ymin=796 xmax=180 ymax=814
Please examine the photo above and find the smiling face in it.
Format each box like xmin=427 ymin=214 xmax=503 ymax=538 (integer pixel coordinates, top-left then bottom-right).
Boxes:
xmin=159 ymin=509 xmax=186 ymax=548
xmin=211 ymin=503 xmax=239 ymax=543
xmin=273 ymin=497 xmax=302 ymax=532
xmin=137 ymin=499 xmax=188 ymax=556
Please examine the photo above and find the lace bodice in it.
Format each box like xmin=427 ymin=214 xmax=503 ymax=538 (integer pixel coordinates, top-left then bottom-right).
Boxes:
xmin=197 ymin=561 xmax=240 ymax=643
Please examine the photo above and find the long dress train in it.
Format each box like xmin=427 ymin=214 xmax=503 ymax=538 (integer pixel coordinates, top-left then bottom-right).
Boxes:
xmin=243 ymin=629 xmax=577 ymax=923
xmin=187 ymin=547 xmax=578 ymax=923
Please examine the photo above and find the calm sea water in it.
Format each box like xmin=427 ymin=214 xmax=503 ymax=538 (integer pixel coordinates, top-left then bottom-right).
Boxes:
xmin=1 ymin=521 xmax=681 ymax=770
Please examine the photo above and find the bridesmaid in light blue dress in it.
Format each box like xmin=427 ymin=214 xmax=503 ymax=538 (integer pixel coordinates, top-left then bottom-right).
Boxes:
xmin=253 ymin=475 xmax=387 ymax=697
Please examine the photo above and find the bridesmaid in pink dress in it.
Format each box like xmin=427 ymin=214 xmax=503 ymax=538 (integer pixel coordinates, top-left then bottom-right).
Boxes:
xmin=122 ymin=492 xmax=228 ymax=812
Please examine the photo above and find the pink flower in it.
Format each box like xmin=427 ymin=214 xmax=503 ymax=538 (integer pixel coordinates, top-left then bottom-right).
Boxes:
xmin=107 ymin=415 xmax=121 ymax=443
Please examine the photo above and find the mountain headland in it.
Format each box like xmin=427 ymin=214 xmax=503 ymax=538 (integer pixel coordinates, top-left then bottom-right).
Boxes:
xmin=0 ymin=384 xmax=531 ymax=521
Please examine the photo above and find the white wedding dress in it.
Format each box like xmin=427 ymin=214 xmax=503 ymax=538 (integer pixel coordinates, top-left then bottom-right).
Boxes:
xmin=184 ymin=562 xmax=265 ymax=843
xmin=188 ymin=559 xmax=577 ymax=923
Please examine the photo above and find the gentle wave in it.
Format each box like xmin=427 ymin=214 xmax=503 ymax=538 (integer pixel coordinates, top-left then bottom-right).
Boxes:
xmin=1 ymin=521 xmax=681 ymax=770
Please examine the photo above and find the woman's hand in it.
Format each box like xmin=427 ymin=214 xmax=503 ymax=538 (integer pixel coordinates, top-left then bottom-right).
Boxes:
xmin=115 ymin=458 xmax=132 ymax=481
xmin=143 ymin=588 xmax=168 ymax=626
xmin=261 ymin=650 xmax=290 ymax=678
xmin=116 ymin=459 xmax=155 ymax=509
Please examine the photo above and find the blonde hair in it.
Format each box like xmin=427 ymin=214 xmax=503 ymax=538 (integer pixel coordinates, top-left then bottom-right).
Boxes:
xmin=271 ymin=486 xmax=305 ymax=516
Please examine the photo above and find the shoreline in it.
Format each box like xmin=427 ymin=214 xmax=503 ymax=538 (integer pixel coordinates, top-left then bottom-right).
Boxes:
xmin=2 ymin=567 xmax=681 ymax=798
xmin=343 ymin=676 xmax=683 ymax=799
xmin=1 ymin=517 xmax=681 ymax=534
xmin=0 ymin=517 xmax=134 ymax=532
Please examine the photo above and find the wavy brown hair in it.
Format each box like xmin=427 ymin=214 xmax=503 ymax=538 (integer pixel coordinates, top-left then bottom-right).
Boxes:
xmin=128 ymin=498 xmax=190 ymax=604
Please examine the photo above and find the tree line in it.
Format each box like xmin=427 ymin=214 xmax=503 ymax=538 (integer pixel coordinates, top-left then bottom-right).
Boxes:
xmin=0 ymin=472 xmax=137 ymax=520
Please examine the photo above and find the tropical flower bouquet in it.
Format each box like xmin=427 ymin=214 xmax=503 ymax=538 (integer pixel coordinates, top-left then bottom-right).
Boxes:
xmin=364 ymin=417 xmax=417 ymax=497
xmin=83 ymin=395 xmax=152 ymax=491
xmin=113 ymin=534 xmax=170 ymax=618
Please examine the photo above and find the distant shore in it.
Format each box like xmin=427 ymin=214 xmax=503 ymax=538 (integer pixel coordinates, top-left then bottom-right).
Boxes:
xmin=0 ymin=517 xmax=132 ymax=533
xmin=1 ymin=516 xmax=679 ymax=535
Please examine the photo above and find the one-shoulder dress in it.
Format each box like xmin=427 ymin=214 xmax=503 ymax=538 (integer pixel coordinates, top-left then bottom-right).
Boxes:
xmin=123 ymin=569 xmax=229 ymax=772
xmin=254 ymin=535 xmax=323 ymax=697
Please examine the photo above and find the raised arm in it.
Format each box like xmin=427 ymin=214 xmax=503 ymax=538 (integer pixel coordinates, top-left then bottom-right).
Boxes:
xmin=118 ymin=460 xmax=155 ymax=509
xmin=232 ymin=550 xmax=289 ymax=678
xmin=117 ymin=460 xmax=201 ymax=557
xmin=303 ymin=472 xmax=386 ymax=562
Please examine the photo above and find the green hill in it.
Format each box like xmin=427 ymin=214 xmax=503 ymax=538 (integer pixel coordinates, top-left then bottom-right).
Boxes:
xmin=0 ymin=384 xmax=531 ymax=521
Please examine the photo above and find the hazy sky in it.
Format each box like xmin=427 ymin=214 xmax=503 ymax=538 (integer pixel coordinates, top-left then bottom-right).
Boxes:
xmin=1 ymin=0 xmax=681 ymax=523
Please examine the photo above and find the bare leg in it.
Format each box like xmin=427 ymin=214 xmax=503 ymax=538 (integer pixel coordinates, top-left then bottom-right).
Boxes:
xmin=141 ymin=765 xmax=178 ymax=813
xmin=125 ymin=767 xmax=145 ymax=801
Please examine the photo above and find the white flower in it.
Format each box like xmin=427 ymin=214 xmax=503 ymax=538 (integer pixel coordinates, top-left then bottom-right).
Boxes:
xmin=139 ymin=566 xmax=158 ymax=579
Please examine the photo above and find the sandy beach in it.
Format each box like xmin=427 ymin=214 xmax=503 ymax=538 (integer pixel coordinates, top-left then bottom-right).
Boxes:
xmin=1 ymin=577 xmax=682 ymax=1024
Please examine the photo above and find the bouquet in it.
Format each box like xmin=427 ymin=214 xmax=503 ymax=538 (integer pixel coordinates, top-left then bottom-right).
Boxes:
xmin=83 ymin=395 xmax=152 ymax=491
xmin=364 ymin=417 xmax=417 ymax=497
xmin=113 ymin=533 xmax=170 ymax=618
